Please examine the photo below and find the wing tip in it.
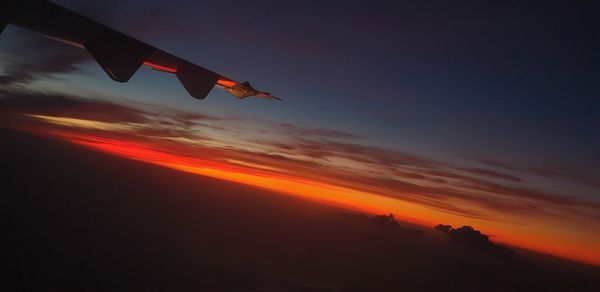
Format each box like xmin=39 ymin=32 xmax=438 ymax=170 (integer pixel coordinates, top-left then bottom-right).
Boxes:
xmin=256 ymin=92 xmax=282 ymax=101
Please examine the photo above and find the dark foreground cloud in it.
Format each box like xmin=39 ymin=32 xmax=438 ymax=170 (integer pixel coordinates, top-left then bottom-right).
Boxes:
xmin=435 ymin=224 xmax=514 ymax=259
xmin=0 ymin=89 xmax=147 ymax=123
xmin=3 ymin=128 xmax=598 ymax=289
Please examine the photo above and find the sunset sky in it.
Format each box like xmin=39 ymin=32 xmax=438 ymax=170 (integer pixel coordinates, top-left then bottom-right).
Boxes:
xmin=1 ymin=0 xmax=599 ymax=265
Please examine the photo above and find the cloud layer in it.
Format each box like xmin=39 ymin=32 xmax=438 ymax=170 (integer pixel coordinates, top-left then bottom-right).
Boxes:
xmin=0 ymin=33 xmax=90 ymax=86
xmin=2 ymin=88 xmax=599 ymax=225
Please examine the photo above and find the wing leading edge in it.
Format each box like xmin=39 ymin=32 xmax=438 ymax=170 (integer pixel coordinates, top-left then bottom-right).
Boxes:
xmin=1 ymin=0 xmax=281 ymax=101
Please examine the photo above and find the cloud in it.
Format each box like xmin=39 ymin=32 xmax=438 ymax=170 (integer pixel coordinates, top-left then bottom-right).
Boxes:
xmin=456 ymin=179 xmax=600 ymax=211
xmin=434 ymin=224 xmax=514 ymax=258
xmin=0 ymin=33 xmax=90 ymax=86
xmin=284 ymin=138 xmax=441 ymax=170
xmin=477 ymin=159 xmax=600 ymax=189
xmin=0 ymin=89 xmax=147 ymax=123
xmin=246 ymin=136 xmax=600 ymax=221
xmin=0 ymin=88 xmax=224 ymax=144
xmin=1 ymin=87 xmax=599 ymax=223
xmin=455 ymin=167 xmax=523 ymax=182
xmin=274 ymin=122 xmax=364 ymax=140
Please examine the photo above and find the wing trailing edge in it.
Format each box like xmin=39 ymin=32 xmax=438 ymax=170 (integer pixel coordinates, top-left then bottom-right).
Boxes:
xmin=84 ymin=28 xmax=153 ymax=82
xmin=1 ymin=0 xmax=281 ymax=102
xmin=176 ymin=67 xmax=219 ymax=100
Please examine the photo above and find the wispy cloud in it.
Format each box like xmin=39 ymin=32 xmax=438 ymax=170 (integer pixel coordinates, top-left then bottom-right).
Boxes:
xmin=274 ymin=122 xmax=364 ymax=140
xmin=0 ymin=89 xmax=147 ymax=123
xmin=454 ymin=167 xmax=523 ymax=182
xmin=476 ymin=159 xmax=600 ymax=189
xmin=0 ymin=33 xmax=90 ymax=86
xmin=2 ymin=87 xmax=599 ymax=225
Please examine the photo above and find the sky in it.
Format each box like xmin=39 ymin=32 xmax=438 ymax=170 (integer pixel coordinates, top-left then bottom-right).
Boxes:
xmin=1 ymin=0 xmax=599 ymax=264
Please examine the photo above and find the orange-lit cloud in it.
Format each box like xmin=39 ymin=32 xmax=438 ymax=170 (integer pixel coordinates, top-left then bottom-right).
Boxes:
xmin=1 ymin=88 xmax=599 ymax=265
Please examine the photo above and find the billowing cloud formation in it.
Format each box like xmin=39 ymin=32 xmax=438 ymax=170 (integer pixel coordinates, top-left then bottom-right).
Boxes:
xmin=435 ymin=224 xmax=514 ymax=259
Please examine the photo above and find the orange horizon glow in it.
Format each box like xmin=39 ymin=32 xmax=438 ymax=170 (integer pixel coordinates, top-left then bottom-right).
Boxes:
xmin=36 ymin=129 xmax=599 ymax=266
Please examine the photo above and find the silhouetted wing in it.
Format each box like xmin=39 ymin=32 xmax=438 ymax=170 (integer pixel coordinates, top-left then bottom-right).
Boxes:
xmin=1 ymin=0 xmax=279 ymax=101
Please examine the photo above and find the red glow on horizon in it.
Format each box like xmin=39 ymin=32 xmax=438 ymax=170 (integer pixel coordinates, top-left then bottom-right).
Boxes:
xmin=23 ymin=127 xmax=600 ymax=267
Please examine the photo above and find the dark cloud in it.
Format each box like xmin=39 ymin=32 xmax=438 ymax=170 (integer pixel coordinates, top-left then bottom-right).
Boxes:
xmin=0 ymin=88 xmax=221 ymax=143
xmin=221 ymin=156 xmax=522 ymax=220
xmin=456 ymin=179 xmax=600 ymax=211
xmin=247 ymin=149 xmax=505 ymax=221
xmin=327 ymin=173 xmax=541 ymax=220
xmin=0 ymin=89 xmax=147 ymax=124
xmin=477 ymin=159 xmax=600 ymax=189
xmin=2 ymin=88 xmax=598 ymax=223
xmin=0 ymin=33 xmax=90 ymax=86
xmin=416 ymin=169 xmax=599 ymax=216
xmin=246 ymin=137 xmax=600 ymax=221
xmin=391 ymin=169 xmax=426 ymax=180
xmin=435 ymin=225 xmax=514 ymax=259
xmin=275 ymin=122 xmax=363 ymax=140
xmin=4 ymin=127 xmax=598 ymax=290
xmin=366 ymin=214 xmax=422 ymax=235
xmin=0 ymin=89 xmax=493 ymax=220
xmin=425 ymin=169 xmax=490 ymax=185
xmin=290 ymin=138 xmax=440 ymax=169
xmin=456 ymin=167 xmax=523 ymax=183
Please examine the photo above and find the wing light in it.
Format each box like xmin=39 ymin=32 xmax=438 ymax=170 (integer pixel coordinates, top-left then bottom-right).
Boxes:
xmin=143 ymin=61 xmax=178 ymax=73
xmin=216 ymin=79 xmax=238 ymax=88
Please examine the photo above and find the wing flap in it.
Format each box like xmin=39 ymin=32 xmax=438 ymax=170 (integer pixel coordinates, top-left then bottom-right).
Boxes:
xmin=84 ymin=28 xmax=153 ymax=82
xmin=176 ymin=67 xmax=219 ymax=100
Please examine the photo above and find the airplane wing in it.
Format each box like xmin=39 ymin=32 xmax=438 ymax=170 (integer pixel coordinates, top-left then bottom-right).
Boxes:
xmin=1 ymin=0 xmax=281 ymax=101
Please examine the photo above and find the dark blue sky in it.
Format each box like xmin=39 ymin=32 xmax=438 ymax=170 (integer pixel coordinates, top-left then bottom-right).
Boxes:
xmin=3 ymin=0 xmax=596 ymax=185
xmin=3 ymin=0 xmax=598 ymax=180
